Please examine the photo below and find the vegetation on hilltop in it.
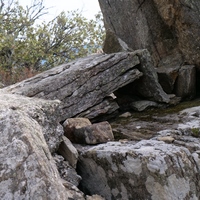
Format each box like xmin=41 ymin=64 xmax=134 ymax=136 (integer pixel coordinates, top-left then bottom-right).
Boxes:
xmin=0 ymin=0 xmax=105 ymax=85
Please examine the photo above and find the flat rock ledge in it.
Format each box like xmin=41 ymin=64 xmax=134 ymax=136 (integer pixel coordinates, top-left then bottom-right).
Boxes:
xmin=2 ymin=52 xmax=141 ymax=121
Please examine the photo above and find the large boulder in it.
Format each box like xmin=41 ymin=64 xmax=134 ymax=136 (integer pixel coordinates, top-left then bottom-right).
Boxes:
xmin=77 ymin=104 xmax=200 ymax=199
xmin=2 ymin=50 xmax=171 ymax=121
xmin=153 ymin=0 xmax=200 ymax=68
xmin=99 ymin=0 xmax=200 ymax=68
xmin=134 ymin=49 xmax=170 ymax=103
xmin=157 ymin=65 xmax=196 ymax=99
xmin=0 ymin=93 xmax=63 ymax=153
xmin=2 ymin=52 xmax=142 ymax=121
xmin=0 ymin=93 xmax=84 ymax=199
xmin=77 ymin=140 xmax=200 ymax=200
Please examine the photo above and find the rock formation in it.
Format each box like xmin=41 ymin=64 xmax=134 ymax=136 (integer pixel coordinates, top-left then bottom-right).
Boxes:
xmin=0 ymin=93 xmax=83 ymax=199
xmin=99 ymin=0 xmax=198 ymax=100
xmin=63 ymin=119 xmax=114 ymax=145
xmin=2 ymin=50 xmax=170 ymax=121
xmin=2 ymin=52 xmax=141 ymax=121
xmin=99 ymin=0 xmax=200 ymax=68
xmin=78 ymin=140 xmax=199 ymax=200
xmin=0 ymin=92 xmax=107 ymax=199
xmin=77 ymin=105 xmax=200 ymax=200
xmin=1 ymin=1 xmax=200 ymax=199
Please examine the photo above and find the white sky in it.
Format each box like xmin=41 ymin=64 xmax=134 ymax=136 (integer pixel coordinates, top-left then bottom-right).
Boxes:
xmin=18 ymin=0 xmax=101 ymax=22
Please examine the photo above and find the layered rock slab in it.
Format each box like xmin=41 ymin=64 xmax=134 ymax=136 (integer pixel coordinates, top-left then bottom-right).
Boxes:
xmin=77 ymin=140 xmax=200 ymax=200
xmin=2 ymin=52 xmax=142 ymax=121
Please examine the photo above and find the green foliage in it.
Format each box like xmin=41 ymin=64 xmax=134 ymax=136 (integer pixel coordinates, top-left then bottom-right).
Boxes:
xmin=191 ymin=127 xmax=200 ymax=137
xmin=0 ymin=0 xmax=105 ymax=85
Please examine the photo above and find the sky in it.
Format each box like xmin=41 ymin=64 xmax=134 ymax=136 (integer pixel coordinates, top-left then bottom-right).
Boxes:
xmin=18 ymin=0 xmax=101 ymax=22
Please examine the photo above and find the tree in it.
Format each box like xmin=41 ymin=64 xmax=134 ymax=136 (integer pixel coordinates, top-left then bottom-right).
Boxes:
xmin=0 ymin=0 xmax=105 ymax=85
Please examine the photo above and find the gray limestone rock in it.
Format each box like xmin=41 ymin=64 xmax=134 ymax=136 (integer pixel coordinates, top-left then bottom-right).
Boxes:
xmin=77 ymin=140 xmax=200 ymax=200
xmin=134 ymin=49 xmax=170 ymax=103
xmin=0 ymin=93 xmax=75 ymax=199
xmin=0 ymin=93 xmax=63 ymax=153
xmin=157 ymin=65 xmax=180 ymax=94
xmin=53 ymin=153 xmax=82 ymax=187
xmin=99 ymin=0 xmax=199 ymax=103
xmin=76 ymin=95 xmax=120 ymax=121
xmin=2 ymin=52 xmax=142 ymax=121
xmin=99 ymin=0 xmax=200 ymax=68
xmin=103 ymin=29 xmax=133 ymax=53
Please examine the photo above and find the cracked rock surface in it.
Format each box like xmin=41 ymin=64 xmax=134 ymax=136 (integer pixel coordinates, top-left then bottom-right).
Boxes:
xmin=77 ymin=139 xmax=200 ymax=200
xmin=0 ymin=93 xmax=84 ymax=200
xmin=99 ymin=0 xmax=200 ymax=69
xmin=2 ymin=52 xmax=142 ymax=121
xmin=77 ymin=102 xmax=200 ymax=200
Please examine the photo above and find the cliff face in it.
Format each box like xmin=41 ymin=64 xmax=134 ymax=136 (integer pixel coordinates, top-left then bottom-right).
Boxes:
xmin=99 ymin=0 xmax=200 ymax=69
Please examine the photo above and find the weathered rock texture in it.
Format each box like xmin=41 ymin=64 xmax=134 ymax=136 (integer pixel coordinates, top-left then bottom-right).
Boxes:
xmin=157 ymin=65 xmax=180 ymax=94
xmin=63 ymin=118 xmax=92 ymax=142
xmin=2 ymin=50 xmax=170 ymax=121
xmin=103 ymin=29 xmax=133 ymax=53
xmin=76 ymin=103 xmax=200 ymax=200
xmin=0 ymin=93 xmax=84 ymax=199
xmin=76 ymin=95 xmax=119 ymax=122
xmin=2 ymin=52 xmax=141 ymax=121
xmin=58 ymin=136 xmax=79 ymax=168
xmin=53 ymin=153 xmax=82 ymax=187
xmin=99 ymin=0 xmax=200 ymax=69
xmin=63 ymin=118 xmax=114 ymax=144
xmin=0 ymin=93 xmax=63 ymax=153
xmin=78 ymin=140 xmax=200 ymax=200
xmin=134 ymin=50 xmax=170 ymax=102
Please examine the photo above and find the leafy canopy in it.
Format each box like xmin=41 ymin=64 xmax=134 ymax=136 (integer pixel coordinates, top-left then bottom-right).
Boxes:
xmin=0 ymin=0 xmax=105 ymax=85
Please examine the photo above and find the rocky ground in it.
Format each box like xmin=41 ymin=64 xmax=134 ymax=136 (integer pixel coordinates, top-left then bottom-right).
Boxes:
xmin=1 ymin=0 xmax=200 ymax=199
xmin=76 ymin=99 xmax=200 ymax=199
xmin=110 ymin=98 xmax=200 ymax=141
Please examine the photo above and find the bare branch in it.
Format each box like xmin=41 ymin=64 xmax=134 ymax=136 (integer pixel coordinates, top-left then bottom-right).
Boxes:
xmin=27 ymin=0 xmax=48 ymax=22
